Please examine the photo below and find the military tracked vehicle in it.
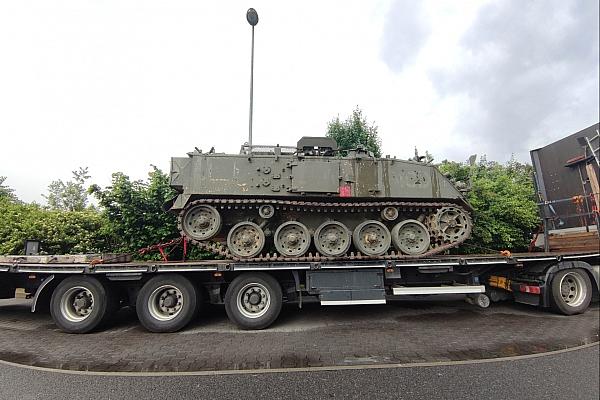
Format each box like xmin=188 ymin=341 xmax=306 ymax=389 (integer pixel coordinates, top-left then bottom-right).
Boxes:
xmin=166 ymin=137 xmax=473 ymax=261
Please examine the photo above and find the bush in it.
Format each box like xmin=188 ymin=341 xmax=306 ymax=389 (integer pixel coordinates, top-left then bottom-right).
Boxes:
xmin=90 ymin=167 xmax=180 ymax=257
xmin=0 ymin=198 xmax=108 ymax=254
xmin=439 ymin=158 xmax=540 ymax=253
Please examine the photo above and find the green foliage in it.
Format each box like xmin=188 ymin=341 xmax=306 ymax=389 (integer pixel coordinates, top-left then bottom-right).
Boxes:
xmin=326 ymin=107 xmax=382 ymax=157
xmin=0 ymin=176 xmax=19 ymax=203
xmin=44 ymin=167 xmax=91 ymax=211
xmin=439 ymin=157 xmax=540 ymax=253
xmin=0 ymin=197 xmax=107 ymax=254
xmin=90 ymin=167 xmax=180 ymax=257
xmin=0 ymin=167 xmax=190 ymax=259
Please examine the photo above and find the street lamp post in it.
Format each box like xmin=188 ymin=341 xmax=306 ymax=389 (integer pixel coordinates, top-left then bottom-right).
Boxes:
xmin=246 ymin=8 xmax=259 ymax=148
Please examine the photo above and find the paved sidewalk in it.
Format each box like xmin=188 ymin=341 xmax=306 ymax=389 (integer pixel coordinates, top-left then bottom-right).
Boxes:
xmin=0 ymin=298 xmax=598 ymax=372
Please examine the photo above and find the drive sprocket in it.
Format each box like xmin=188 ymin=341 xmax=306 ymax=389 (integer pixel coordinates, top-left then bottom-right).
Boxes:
xmin=427 ymin=206 xmax=472 ymax=245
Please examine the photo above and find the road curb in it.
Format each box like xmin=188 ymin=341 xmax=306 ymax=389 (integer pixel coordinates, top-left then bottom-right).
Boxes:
xmin=0 ymin=341 xmax=597 ymax=377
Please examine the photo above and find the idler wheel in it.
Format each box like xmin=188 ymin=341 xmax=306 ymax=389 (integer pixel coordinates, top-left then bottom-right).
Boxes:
xmin=352 ymin=220 xmax=391 ymax=256
xmin=274 ymin=221 xmax=311 ymax=257
xmin=227 ymin=222 xmax=266 ymax=258
xmin=314 ymin=221 xmax=351 ymax=257
xmin=180 ymin=204 xmax=222 ymax=241
xmin=391 ymin=219 xmax=431 ymax=255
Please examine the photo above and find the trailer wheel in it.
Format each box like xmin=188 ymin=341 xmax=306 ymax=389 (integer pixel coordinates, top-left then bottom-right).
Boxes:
xmin=225 ymin=273 xmax=282 ymax=330
xmin=136 ymin=274 xmax=199 ymax=333
xmin=550 ymin=269 xmax=592 ymax=315
xmin=50 ymin=276 xmax=114 ymax=333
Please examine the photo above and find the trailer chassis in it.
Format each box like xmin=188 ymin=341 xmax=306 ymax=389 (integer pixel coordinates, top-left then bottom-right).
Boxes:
xmin=1 ymin=252 xmax=598 ymax=333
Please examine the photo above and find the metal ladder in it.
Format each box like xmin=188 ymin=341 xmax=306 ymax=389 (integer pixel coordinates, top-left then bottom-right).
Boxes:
xmin=585 ymin=129 xmax=600 ymax=167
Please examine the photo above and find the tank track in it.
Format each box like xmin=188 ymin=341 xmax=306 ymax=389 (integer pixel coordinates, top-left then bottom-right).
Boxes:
xmin=177 ymin=198 xmax=472 ymax=262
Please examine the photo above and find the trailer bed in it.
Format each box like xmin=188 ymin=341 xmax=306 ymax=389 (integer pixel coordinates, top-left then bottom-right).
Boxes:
xmin=1 ymin=251 xmax=598 ymax=273
xmin=0 ymin=251 xmax=598 ymax=333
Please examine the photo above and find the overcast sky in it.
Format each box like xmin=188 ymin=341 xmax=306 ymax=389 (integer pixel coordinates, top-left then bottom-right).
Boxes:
xmin=1 ymin=0 xmax=598 ymax=203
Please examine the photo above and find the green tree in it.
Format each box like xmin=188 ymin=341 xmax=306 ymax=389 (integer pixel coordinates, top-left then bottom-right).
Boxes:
xmin=326 ymin=107 xmax=382 ymax=157
xmin=90 ymin=167 xmax=180 ymax=256
xmin=439 ymin=157 xmax=540 ymax=253
xmin=44 ymin=167 xmax=91 ymax=211
xmin=0 ymin=176 xmax=18 ymax=202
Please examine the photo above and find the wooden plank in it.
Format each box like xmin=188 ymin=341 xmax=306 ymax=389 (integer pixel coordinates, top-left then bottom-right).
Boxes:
xmin=548 ymin=226 xmax=599 ymax=252
xmin=549 ymin=231 xmax=599 ymax=238
xmin=550 ymin=239 xmax=599 ymax=246
xmin=551 ymin=246 xmax=599 ymax=252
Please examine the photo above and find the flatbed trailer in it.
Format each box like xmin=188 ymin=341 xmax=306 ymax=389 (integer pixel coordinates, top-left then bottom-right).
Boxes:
xmin=1 ymin=251 xmax=598 ymax=333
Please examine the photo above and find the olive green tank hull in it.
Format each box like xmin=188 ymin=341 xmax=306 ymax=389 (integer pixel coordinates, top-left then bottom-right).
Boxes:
xmin=169 ymin=138 xmax=473 ymax=260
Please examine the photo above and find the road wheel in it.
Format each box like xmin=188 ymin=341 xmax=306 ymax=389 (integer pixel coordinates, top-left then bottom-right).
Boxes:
xmin=225 ymin=273 xmax=282 ymax=330
xmin=274 ymin=221 xmax=311 ymax=257
xmin=136 ymin=274 xmax=199 ymax=333
xmin=550 ymin=269 xmax=592 ymax=315
xmin=227 ymin=221 xmax=266 ymax=258
xmin=314 ymin=221 xmax=351 ymax=257
xmin=391 ymin=219 xmax=430 ymax=255
xmin=50 ymin=276 xmax=114 ymax=333
xmin=353 ymin=220 xmax=391 ymax=256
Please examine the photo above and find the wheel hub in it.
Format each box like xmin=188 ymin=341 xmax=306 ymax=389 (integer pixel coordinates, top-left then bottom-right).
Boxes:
xmin=365 ymin=232 xmax=379 ymax=245
xmin=196 ymin=215 xmax=210 ymax=228
xmin=325 ymin=232 xmax=338 ymax=244
xmin=241 ymin=233 xmax=254 ymax=246
xmin=248 ymin=292 xmax=261 ymax=305
xmin=61 ymin=287 xmax=95 ymax=322
xmin=286 ymin=233 xmax=299 ymax=245
xmin=238 ymin=283 xmax=271 ymax=318
xmin=73 ymin=295 xmax=91 ymax=310
xmin=558 ymin=272 xmax=587 ymax=308
xmin=162 ymin=294 xmax=177 ymax=308
xmin=150 ymin=286 xmax=184 ymax=321
xmin=561 ymin=278 xmax=578 ymax=301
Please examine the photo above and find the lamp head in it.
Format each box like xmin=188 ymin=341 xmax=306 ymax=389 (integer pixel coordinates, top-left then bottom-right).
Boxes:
xmin=246 ymin=8 xmax=259 ymax=26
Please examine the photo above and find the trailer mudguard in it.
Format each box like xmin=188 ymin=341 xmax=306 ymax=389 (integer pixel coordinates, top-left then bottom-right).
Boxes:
xmin=31 ymin=274 xmax=55 ymax=312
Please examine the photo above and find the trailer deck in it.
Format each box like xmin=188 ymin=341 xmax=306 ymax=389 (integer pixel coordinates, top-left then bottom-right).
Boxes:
xmin=2 ymin=251 xmax=598 ymax=273
xmin=1 ymin=251 xmax=598 ymax=333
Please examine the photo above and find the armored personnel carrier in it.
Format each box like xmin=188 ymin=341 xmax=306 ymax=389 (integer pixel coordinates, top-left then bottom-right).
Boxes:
xmin=166 ymin=137 xmax=472 ymax=261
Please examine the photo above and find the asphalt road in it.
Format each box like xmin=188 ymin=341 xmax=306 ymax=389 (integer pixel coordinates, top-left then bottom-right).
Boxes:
xmin=1 ymin=298 xmax=598 ymax=372
xmin=0 ymin=345 xmax=598 ymax=400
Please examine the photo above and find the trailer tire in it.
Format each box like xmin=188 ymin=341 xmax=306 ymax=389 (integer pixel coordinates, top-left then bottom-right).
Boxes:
xmin=50 ymin=276 xmax=113 ymax=333
xmin=136 ymin=274 xmax=199 ymax=333
xmin=550 ymin=269 xmax=592 ymax=315
xmin=225 ymin=273 xmax=282 ymax=330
